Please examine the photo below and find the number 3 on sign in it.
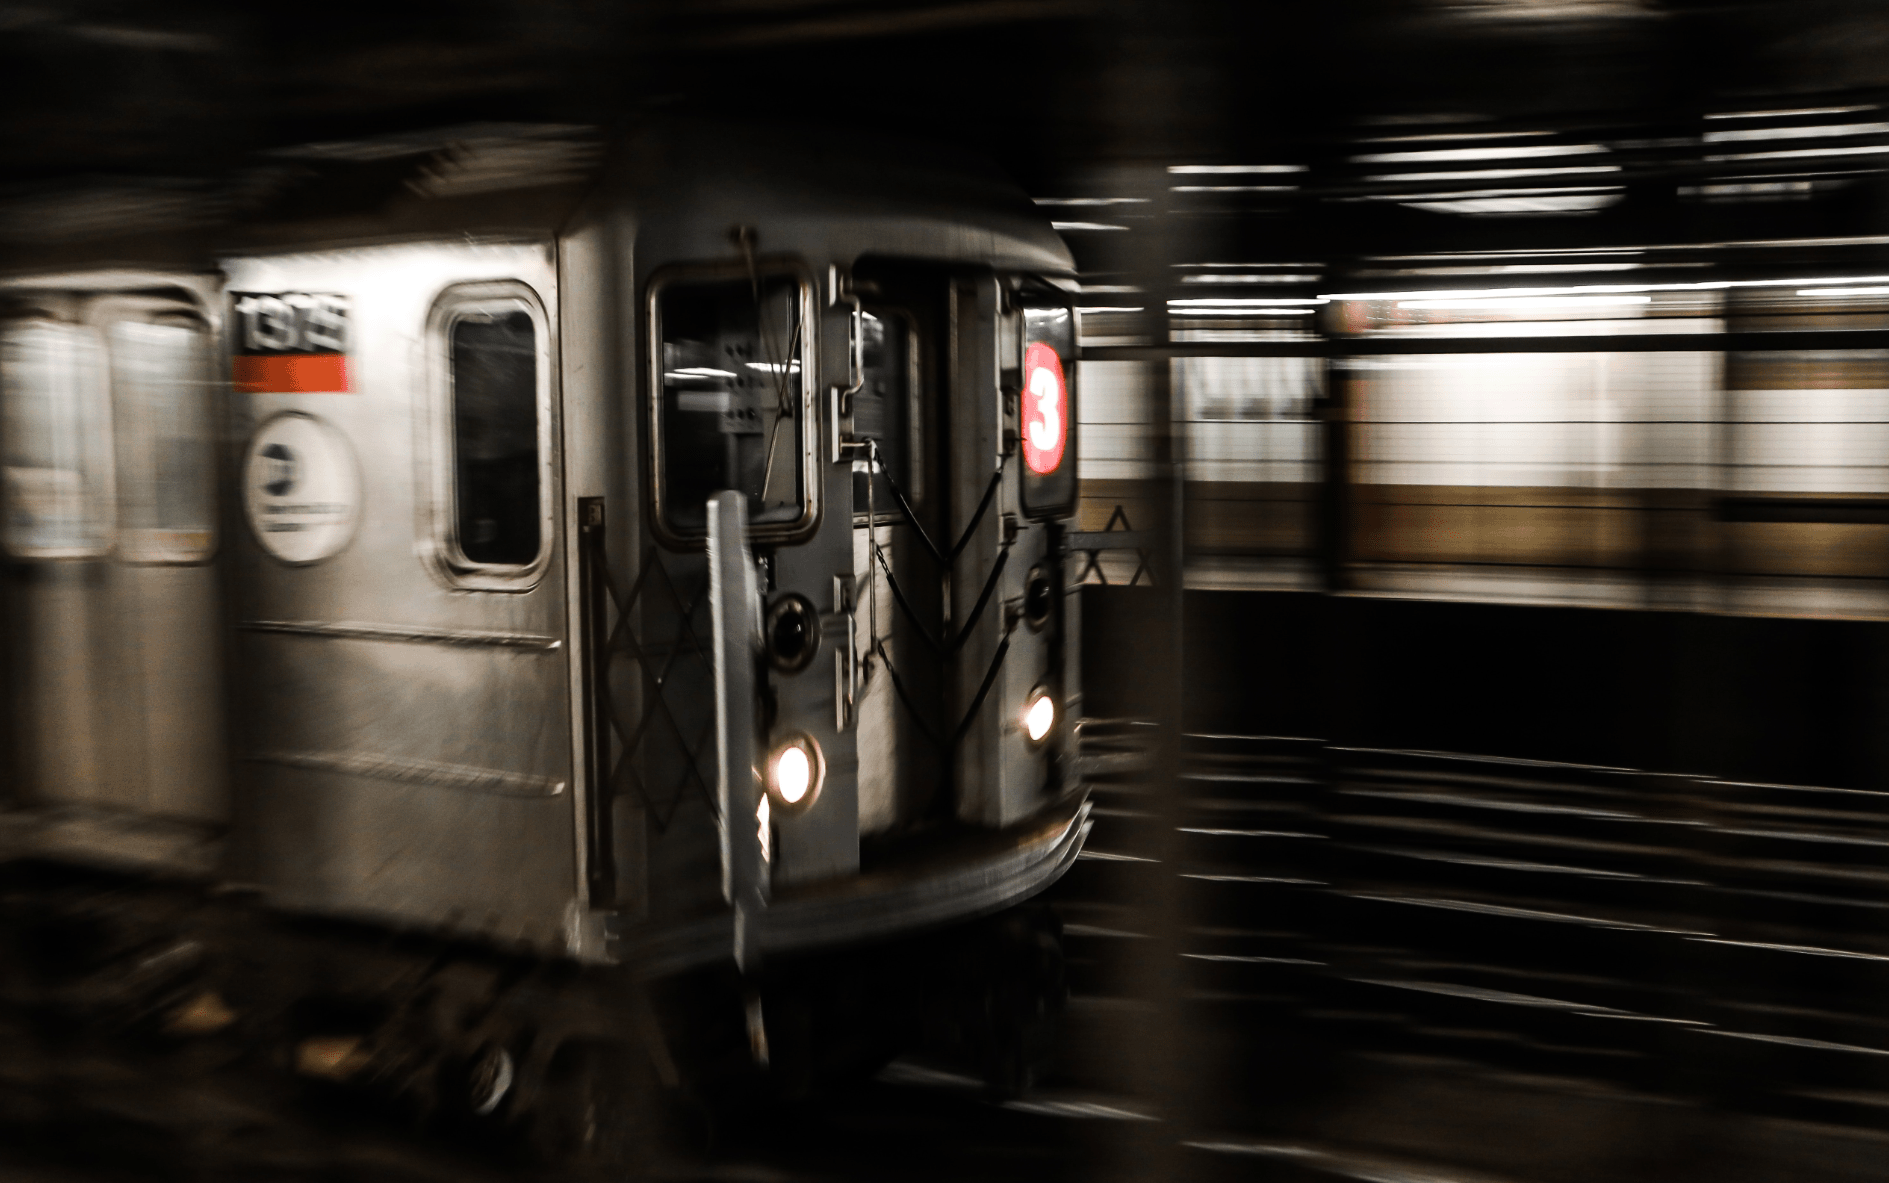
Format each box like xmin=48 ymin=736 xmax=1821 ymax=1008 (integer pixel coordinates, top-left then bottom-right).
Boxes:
xmin=1022 ymin=342 xmax=1066 ymax=476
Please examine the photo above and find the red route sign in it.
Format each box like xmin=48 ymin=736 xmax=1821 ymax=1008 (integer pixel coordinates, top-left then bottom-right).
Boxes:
xmin=1022 ymin=341 xmax=1067 ymax=475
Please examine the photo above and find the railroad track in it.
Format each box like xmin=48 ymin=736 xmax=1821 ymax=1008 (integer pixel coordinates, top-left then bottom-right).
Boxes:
xmin=10 ymin=728 xmax=1889 ymax=1182
xmin=1048 ymin=724 xmax=1889 ymax=1180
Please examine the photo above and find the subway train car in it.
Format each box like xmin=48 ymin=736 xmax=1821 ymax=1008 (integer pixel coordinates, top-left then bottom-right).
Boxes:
xmin=0 ymin=234 xmax=228 ymax=873
xmin=0 ymin=122 xmax=1087 ymax=1158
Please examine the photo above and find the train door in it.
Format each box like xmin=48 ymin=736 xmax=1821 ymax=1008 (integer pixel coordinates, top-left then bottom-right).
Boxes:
xmin=225 ymin=243 xmax=578 ymax=949
xmin=846 ymin=264 xmax=1076 ymax=836
xmin=0 ymin=279 xmax=226 ymax=864
xmin=632 ymin=260 xmax=853 ymax=911
xmin=846 ymin=262 xmax=951 ymax=838
xmin=984 ymin=284 xmax=1078 ymax=827
xmin=0 ymin=299 xmax=114 ymax=812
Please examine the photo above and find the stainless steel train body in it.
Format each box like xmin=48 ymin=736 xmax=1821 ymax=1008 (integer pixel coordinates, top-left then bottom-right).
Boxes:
xmin=0 ymin=124 xmax=1088 ymax=1009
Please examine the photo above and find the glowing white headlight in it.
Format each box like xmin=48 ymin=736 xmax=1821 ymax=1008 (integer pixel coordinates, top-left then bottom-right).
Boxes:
xmin=776 ymin=746 xmax=811 ymax=804
xmin=1024 ymin=692 xmax=1056 ymax=744
xmin=766 ymin=735 xmax=824 ymax=813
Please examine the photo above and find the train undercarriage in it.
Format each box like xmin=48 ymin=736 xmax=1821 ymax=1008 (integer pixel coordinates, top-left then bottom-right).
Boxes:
xmin=0 ymin=854 xmax=1068 ymax=1168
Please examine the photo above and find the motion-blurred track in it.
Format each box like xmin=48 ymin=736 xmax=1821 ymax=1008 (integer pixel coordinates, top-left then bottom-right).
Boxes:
xmin=15 ymin=723 xmax=1889 ymax=1182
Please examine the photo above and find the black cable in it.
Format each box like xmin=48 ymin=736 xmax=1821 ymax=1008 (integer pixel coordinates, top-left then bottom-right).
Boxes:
xmin=857 ymin=441 xmax=1017 ymax=753
xmin=874 ymin=638 xmax=942 ymax=750
xmin=871 ymin=543 xmax=943 ymax=656
xmin=947 ymin=466 xmax=1005 ymax=567
xmin=950 ymin=635 xmax=1012 ymax=750
xmin=867 ymin=440 xmax=1007 ymax=571
xmin=949 ymin=544 xmax=1009 ymax=654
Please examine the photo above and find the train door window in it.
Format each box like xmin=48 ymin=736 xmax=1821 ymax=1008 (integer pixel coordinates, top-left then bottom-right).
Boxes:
xmin=109 ymin=316 xmax=216 ymax=563
xmin=652 ymin=270 xmax=814 ymax=541
xmin=426 ymin=282 xmax=552 ymax=588
xmin=2 ymin=319 xmax=114 ymax=559
xmin=852 ymin=308 xmax=921 ymax=522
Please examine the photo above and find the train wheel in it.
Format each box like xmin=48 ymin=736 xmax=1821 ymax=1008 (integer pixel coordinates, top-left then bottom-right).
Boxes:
xmin=518 ymin=1039 xmax=648 ymax=1170
xmin=464 ymin=1044 xmax=515 ymax=1117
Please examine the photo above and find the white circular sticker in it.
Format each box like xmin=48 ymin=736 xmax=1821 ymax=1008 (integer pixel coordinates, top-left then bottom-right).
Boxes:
xmin=243 ymin=412 xmax=360 ymax=563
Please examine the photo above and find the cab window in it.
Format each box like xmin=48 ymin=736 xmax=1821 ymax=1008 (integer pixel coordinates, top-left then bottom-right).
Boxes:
xmin=2 ymin=319 xmax=114 ymax=558
xmin=655 ymin=273 xmax=811 ymax=537
xmin=852 ymin=307 xmax=920 ymax=521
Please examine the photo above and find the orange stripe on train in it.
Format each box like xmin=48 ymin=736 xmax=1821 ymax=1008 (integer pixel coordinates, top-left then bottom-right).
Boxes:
xmin=232 ymin=354 xmax=351 ymax=394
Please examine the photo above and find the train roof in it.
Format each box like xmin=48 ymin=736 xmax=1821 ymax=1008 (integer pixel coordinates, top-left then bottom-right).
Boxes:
xmin=614 ymin=119 xmax=1075 ymax=278
xmin=213 ymin=119 xmax=1075 ymax=277
xmin=213 ymin=123 xmax=597 ymax=256
xmin=0 ymin=176 xmax=226 ymax=280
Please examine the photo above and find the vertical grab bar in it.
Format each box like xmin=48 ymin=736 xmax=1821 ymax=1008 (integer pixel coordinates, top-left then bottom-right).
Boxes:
xmin=708 ymin=490 xmax=767 ymax=972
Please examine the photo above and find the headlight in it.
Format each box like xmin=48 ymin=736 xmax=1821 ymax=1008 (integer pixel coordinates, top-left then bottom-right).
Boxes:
xmin=1023 ymin=690 xmax=1056 ymax=745
xmin=766 ymin=734 xmax=824 ymax=813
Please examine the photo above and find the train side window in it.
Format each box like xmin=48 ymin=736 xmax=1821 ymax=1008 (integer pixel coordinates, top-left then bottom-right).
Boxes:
xmin=1 ymin=319 xmax=114 ymax=559
xmin=652 ymin=271 xmax=814 ymax=540
xmin=110 ymin=318 xmax=216 ymax=563
xmin=425 ymin=283 xmax=552 ymax=587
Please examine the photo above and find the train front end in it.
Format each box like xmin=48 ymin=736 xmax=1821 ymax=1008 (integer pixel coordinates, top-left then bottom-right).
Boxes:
xmin=592 ymin=130 xmax=1089 ymax=1085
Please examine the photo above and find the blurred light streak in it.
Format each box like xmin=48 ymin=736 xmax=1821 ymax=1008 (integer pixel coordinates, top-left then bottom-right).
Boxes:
xmin=1001 ymin=1099 xmax=1156 ymax=1120
xmin=1178 ymin=275 xmax=1321 ymax=284
xmin=1703 ymin=122 xmax=1889 ymax=143
xmin=1172 ymin=308 xmax=1316 ymax=315
xmin=1363 ymin=130 xmax=1553 ymax=143
xmin=1169 ymin=298 xmax=1328 ymax=307
xmin=1167 ymin=164 xmax=1307 ymax=174
xmin=1713 ymin=235 xmax=1889 ymax=248
xmin=1364 ymin=166 xmax=1623 ymax=181
xmin=1403 ymin=193 xmax=1621 ymax=214
xmin=1365 ymin=248 xmax=1644 ymax=259
xmin=1352 ymin=144 xmax=1609 ymax=163
xmin=1797 ymin=287 xmax=1889 ymax=296
xmin=1356 ymin=262 xmax=1654 ymax=275
xmin=1051 ymin=221 xmax=1129 ymax=231
xmin=1324 ymin=273 xmax=1889 ymax=300
xmin=1437 ymin=0 xmax=1655 ymax=20
xmin=1169 ymin=185 xmax=1296 ymax=192
xmin=1706 ymin=145 xmax=1889 ymax=162
xmin=1175 ymin=262 xmax=1322 ymax=269
xmin=1341 ymin=185 xmax=1622 ymax=203
xmin=1705 ymin=105 xmax=1879 ymax=120
xmin=1686 ymin=181 xmax=1824 ymax=201
xmin=1396 ymin=294 xmax=1650 ymax=310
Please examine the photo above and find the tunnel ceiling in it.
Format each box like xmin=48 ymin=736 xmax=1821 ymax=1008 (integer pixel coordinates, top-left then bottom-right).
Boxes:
xmin=7 ymin=0 xmax=1889 ymax=265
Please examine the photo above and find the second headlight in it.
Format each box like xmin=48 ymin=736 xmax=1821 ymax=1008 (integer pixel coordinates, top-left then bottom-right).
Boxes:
xmin=1022 ymin=689 xmax=1056 ymax=745
xmin=766 ymin=734 xmax=824 ymax=814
